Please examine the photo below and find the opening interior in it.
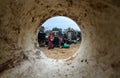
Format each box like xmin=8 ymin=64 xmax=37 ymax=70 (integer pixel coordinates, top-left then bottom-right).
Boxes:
xmin=37 ymin=16 xmax=82 ymax=59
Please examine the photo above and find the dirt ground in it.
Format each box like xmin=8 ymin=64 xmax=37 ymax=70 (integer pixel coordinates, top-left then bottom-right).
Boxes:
xmin=40 ymin=42 xmax=81 ymax=59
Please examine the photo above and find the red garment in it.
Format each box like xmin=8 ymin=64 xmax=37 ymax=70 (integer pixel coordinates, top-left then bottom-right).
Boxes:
xmin=48 ymin=33 xmax=53 ymax=49
xmin=49 ymin=33 xmax=53 ymax=41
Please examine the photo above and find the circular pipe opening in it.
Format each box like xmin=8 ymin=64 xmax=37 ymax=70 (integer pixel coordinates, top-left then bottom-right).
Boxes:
xmin=37 ymin=16 xmax=82 ymax=59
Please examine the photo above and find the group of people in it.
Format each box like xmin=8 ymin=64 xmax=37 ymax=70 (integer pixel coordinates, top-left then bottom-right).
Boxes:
xmin=48 ymin=31 xmax=64 ymax=49
xmin=38 ymin=27 xmax=65 ymax=49
xmin=38 ymin=27 xmax=81 ymax=49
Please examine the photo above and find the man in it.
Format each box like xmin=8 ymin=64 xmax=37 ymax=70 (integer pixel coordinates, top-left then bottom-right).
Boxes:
xmin=58 ymin=30 xmax=63 ymax=48
xmin=38 ymin=27 xmax=46 ymax=47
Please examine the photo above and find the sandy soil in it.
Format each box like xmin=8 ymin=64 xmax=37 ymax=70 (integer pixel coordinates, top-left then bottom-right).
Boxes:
xmin=40 ymin=42 xmax=80 ymax=59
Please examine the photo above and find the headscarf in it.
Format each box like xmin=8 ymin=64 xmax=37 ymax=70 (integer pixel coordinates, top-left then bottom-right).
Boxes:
xmin=49 ymin=32 xmax=53 ymax=39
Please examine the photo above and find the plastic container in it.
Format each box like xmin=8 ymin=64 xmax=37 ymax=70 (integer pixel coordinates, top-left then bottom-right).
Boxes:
xmin=63 ymin=43 xmax=70 ymax=48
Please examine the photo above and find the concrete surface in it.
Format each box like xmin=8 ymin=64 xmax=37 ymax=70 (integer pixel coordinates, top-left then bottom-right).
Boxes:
xmin=0 ymin=0 xmax=120 ymax=78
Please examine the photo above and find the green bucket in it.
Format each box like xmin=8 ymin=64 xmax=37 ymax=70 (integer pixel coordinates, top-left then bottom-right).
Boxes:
xmin=63 ymin=43 xmax=70 ymax=48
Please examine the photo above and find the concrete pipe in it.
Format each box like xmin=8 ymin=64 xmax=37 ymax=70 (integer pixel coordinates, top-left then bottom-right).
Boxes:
xmin=0 ymin=0 xmax=120 ymax=78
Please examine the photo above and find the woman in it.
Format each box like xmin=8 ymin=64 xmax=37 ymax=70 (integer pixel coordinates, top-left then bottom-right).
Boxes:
xmin=48 ymin=32 xmax=54 ymax=49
